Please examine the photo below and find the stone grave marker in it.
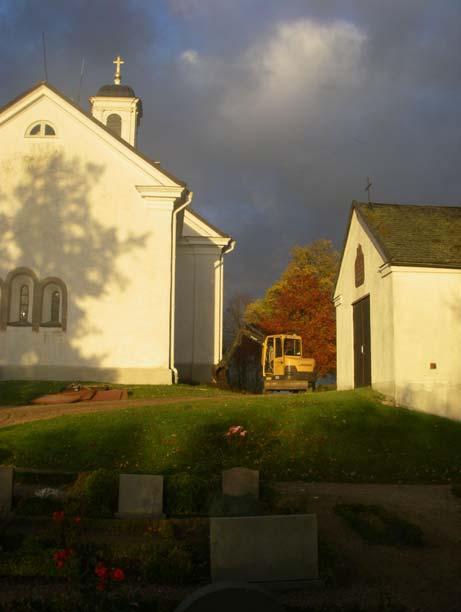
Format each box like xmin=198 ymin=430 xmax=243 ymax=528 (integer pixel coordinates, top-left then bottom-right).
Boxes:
xmin=0 ymin=466 xmax=13 ymax=515
xmin=222 ymin=467 xmax=259 ymax=498
xmin=210 ymin=514 xmax=319 ymax=586
xmin=174 ymin=582 xmax=284 ymax=612
xmin=117 ymin=473 xmax=164 ymax=518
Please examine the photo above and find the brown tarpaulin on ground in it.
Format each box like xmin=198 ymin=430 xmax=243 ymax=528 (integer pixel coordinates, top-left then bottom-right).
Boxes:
xmin=31 ymin=388 xmax=128 ymax=405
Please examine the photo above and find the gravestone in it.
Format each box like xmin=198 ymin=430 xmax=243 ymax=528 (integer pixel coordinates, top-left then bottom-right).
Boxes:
xmin=117 ymin=473 xmax=164 ymax=518
xmin=222 ymin=467 xmax=259 ymax=498
xmin=0 ymin=466 xmax=13 ymax=515
xmin=210 ymin=514 xmax=318 ymax=586
xmin=174 ymin=582 xmax=284 ymax=612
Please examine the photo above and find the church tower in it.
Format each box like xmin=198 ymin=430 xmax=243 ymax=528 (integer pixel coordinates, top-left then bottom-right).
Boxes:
xmin=89 ymin=56 xmax=143 ymax=147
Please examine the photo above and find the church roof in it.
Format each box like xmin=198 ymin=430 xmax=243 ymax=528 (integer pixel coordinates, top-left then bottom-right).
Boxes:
xmin=0 ymin=81 xmax=184 ymax=188
xmin=187 ymin=207 xmax=230 ymax=238
xmin=97 ymin=83 xmax=136 ymax=97
xmin=354 ymin=201 xmax=461 ymax=268
xmin=95 ymin=83 xmax=143 ymax=119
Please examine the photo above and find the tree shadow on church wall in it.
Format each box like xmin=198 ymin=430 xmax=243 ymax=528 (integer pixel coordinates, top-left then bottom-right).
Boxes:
xmin=0 ymin=150 xmax=147 ymax=376
xmin=0 ymin=186 xmax=13 ymax=272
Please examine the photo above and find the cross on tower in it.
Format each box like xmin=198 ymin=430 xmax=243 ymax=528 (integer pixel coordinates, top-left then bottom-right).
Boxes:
xmin=113 ymin=55 xmax=124 ymax=85
xmin=365 ymin=176 xmax=372 ymax=203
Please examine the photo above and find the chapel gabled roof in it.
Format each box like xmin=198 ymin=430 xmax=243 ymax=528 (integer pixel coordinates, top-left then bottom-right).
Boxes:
xmin=0 ymin=80 xmax=185 ymax=188
xmin=354 ymin=201 xmax=461 ymax=268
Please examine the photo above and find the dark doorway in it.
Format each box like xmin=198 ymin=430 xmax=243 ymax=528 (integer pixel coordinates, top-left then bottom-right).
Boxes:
xmin=353 ymin=295 xmax=371 ymax=387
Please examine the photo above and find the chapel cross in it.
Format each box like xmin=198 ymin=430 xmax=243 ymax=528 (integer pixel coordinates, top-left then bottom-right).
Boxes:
xmin=365 ymin=176 xmax=372 ymax=203
xmin=113 ymin=55 xmax=124 ymax=85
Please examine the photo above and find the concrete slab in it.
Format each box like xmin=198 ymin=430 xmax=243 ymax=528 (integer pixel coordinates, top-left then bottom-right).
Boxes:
xmin=210 ymin=514 xmax=318 ymax=584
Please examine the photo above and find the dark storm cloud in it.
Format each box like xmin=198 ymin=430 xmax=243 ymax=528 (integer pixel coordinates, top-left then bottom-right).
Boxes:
xmin=0 ymin=0 xmax=157 ymax=96
xmin=2 ymin=1 xmax=461 ymax=297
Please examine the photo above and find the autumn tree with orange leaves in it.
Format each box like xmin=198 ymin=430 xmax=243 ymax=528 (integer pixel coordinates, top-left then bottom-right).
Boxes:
xmin=245 ymin=240 xmax=339 ymax=377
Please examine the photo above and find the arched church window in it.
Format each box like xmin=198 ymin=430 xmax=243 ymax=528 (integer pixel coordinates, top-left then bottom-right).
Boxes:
xmin=106 ymin=113 xmax=122 ymax=137
xmin=355 ymin=244 xmax=365 ymax=287
xmin=7 ymin=270 xmax=37 ymax=327
xmin=26 ymin=122 xmax=56 ymax=137
xmin=51 ymin=291 xmax=60 ymax=323
xmin=40 ymin=278 xmax=67 ymax=330
xmin=19 ymin=285 xmax=29 ymax=322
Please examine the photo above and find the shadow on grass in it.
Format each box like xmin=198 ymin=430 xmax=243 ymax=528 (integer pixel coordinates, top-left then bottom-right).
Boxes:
xmin=0 ymin=380 xmax=70 ymax=406
xmin=0 ymin=417 xmax=144 ymax=471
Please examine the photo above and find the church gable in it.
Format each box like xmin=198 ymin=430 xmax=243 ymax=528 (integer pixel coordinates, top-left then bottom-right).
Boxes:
xmin=0 ymin=79 xmax=188 ymax=374
xmin=0 ymin=81 xmax=187 ymax=191
xmin=335 ymin=207 xmax=386 ymax=299
xmin=0 ymin=70 xmax=233 ymax=387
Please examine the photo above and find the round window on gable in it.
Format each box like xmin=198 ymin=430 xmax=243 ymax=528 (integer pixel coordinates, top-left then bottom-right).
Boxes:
xmin=26 ymin=122 xmax=57 ymax=137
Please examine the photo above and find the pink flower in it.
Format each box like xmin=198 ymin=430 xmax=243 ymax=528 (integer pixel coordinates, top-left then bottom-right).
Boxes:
xmin=240 ymin=430 xmax=247 ymax=437
xmin=226 ymin=425 xmax=247 ymax=437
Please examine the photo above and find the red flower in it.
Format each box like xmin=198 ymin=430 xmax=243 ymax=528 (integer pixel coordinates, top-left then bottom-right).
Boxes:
xmin=53 ymin=548 xmax=73 ymax=568
xmin=73 ymin=516 xmax=81 ymax=524
xmin=111 ymin=567 xmax=125 ymax=582
xmin=96 ymin=580 xmax=106 ymax=591
xmin=52 ymin=511 xmax=65 ymax=523
xmin=95 ymin=562 xmax=108 ymax=580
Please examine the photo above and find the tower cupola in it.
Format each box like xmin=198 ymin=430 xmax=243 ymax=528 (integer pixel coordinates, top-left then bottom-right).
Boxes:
xmin=89 ymin=55 xmax=142 ymax=147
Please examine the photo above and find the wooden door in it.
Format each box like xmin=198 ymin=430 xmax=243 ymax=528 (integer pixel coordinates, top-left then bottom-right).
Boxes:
xmin=353 ymin=296 xmax=371 ymax=387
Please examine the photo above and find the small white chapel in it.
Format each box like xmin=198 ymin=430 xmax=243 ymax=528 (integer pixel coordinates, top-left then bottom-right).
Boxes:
xmin=335 ymin=201 xmax=461 ymax=420
xmin=0 ymin=57 xmax=234 ymax=384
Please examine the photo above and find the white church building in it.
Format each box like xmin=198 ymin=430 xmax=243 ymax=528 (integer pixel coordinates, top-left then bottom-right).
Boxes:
xmin=0 ymin=58 xmax=234 ymax=385
xmin=335 ymin=201 xmax=461 ymax=420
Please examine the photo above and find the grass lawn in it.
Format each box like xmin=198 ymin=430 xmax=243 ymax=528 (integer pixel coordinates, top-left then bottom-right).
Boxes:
xmin=0 ymin=380 xmax=227 ymax=406
xmin=1 ymin=388 xmax=461 ymax=483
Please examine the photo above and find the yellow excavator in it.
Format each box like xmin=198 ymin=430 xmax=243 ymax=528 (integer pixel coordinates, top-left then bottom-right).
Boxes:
xmin=262 ymin=333 xmax=316 ymax=392
xmin=215 ymin=326 xmax=316 ymax=393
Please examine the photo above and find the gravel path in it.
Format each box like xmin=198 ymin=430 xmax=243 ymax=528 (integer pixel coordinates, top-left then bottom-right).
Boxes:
xmin=0 ymin=394 xmax=241 ymax=428
xmin=276 ymin=481 xmax=461 ymax=612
